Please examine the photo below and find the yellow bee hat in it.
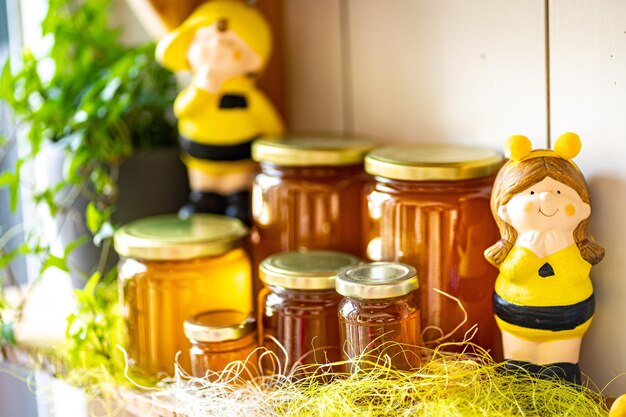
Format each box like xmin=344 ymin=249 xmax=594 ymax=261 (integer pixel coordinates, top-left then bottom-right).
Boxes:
xmin=505 ymin=132 xmax=582 ymax=166
xmin=156 ymin=0 xmax=272 ymax=72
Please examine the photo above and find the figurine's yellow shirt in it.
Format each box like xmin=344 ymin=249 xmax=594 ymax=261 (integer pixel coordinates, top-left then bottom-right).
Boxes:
xmin=174 ymin=77 xmax=283 ymax=144
xmin=494 ymin=244 xmax=592 ymax=307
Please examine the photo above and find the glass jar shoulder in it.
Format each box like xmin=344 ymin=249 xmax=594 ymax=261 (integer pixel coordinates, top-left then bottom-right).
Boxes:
xmin=257 ymin=162 xmax=369 ymax=182
xmin=262 ymin=286 xmax=342 ymax=312
xmin=372 ymin=175 xmax=495 ymax=196
xmin=118 ymin=248 xmax=250 ymax=281
xmin=339 ymin=294 xmax=420 ymax=324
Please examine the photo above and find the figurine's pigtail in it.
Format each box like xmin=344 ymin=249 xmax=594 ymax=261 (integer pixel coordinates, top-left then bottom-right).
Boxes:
xmin=543 ymin=156 xmax=605 ymax=266
xmin=551 ymin=135 xmax=604 ymax=265
xmin=484 ymin=237 xmax=513 ymax=267
xmin=574 ymin=224 xmax=605 ymax=265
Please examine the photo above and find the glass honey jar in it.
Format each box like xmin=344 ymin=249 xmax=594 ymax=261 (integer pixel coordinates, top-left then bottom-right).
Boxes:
xmin=251 ymin=136 xmax=375 ymax=305
xmin=336 ymin=262 xmax=421 ymax=372
xmin=114 ymin=214 xmax=252 ymax=376
xmin=184 ymin=310 xmax=257 ymax=380
xmin=364 ymin=144 xmax=503 ymax=358
xmin=258 ymin=250 xmax=360 ymax=375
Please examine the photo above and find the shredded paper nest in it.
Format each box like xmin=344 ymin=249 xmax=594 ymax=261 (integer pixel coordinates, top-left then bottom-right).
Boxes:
xmin=112 ymin=342 xmax=609 ymax=417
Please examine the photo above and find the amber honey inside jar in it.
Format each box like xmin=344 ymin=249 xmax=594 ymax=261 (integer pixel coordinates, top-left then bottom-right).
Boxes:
xmin=184 ymin=310 xmax=257 ymax=380
xmin=258 ymin=250 xmax=360 ymax=376
xmin=364 ymin=144 xmax=503 ymax=359
xmin=114 ymin=214 xmax=252 ymax=376
xmin=336 ymin=262 xmax=421 ymax=372
xmin=251 ymin=136 xmax=375 ymax=305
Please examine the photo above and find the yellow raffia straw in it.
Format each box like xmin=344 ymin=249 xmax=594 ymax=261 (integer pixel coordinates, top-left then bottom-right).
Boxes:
xmin=155 ymin=342 xmax=609 ymax=417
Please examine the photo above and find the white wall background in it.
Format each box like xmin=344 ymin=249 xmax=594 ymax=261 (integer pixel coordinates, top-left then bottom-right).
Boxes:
xmin=549 ymin=0 xmax=626 ymax=396
xmin=283 ymin=0 xmax=626 ymax=397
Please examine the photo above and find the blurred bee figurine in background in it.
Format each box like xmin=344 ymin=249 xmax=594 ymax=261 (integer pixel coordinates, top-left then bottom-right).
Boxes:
xmin=485 ymin=132 xmax=604 ymax=384
xmin=157 ymin=0 xmax=284 ymax=224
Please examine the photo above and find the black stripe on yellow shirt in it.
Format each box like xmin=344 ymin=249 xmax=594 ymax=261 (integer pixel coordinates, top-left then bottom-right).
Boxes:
xmin=493 ymin=292 xmax=595 ymax=331
xmin=179 ymin=135 xmax=256 ymax=161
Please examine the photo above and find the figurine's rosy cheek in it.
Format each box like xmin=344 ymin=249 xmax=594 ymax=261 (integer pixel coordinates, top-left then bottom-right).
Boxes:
xmin=565 ymin=204 xmax=576 ymax=217
xmin=233 ymin=50 xmax=242 ymax=61
xmin=524 ymin=201 xmax=534 ymax=213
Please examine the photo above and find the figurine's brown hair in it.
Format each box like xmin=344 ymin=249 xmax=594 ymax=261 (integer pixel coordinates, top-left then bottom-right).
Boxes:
xmin=484 ymin=156 xmax=605 ymax=267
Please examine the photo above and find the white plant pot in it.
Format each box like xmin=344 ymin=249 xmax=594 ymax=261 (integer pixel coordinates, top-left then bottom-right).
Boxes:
xmin=32 ymin=144 xmax=189 ymax=284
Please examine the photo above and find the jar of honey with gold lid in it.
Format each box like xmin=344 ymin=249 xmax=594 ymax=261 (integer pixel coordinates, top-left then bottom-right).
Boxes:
xmin=364 ymin=144 xmax=503 ymax=358
xmin=184 ymin=310 xmax=257 ymax=380
xmin=336 ymin=262 xmax=421 ymax=371
xmin=258 ymin=250 xmax=360 ymax=375
xmin=251 ymin=136 xmax=375 ymax=304
xmin=114 ymin=214 xmax=251 ymax=376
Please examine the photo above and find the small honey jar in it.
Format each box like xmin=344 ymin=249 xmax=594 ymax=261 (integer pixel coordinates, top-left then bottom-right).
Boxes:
xmin=336 ymin=262 xmax=421 ymax=372
xmin=258 ymin=250 xmax=360 ymax=375
xmin=184 ymin=310 xmax=258 ymax=379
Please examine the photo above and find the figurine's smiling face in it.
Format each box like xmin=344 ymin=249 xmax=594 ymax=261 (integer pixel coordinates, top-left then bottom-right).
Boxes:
xmin=498 ymin=177 xmax=590 ymax=233
xmin=187 ymin=22 xmax=261 ymax=92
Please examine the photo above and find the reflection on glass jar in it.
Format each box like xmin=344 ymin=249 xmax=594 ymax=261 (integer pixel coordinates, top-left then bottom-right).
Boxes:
xmin=184 ymin=310 xmax=258 ymax=380
xmin=364 ymin=144 xmax=503 ymax=359
xmin=258 ymin=250 xmax=360 ymax=376
xmin=250 ymin=136 xmax=375 ymax=305
xmin=114 ymin=214 xmax=252 ymax=376
xmin=336 ymin=262 xmax=421 ymax=372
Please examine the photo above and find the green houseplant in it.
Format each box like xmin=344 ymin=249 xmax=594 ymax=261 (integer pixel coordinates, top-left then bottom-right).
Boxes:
xmin=0 ymin=0 xmax=183 ymax=386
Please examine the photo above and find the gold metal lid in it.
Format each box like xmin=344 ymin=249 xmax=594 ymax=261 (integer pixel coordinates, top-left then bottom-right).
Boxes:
xmin=260 ymin=250 xmax=361 ymax=290
xmin=336 ymin=262 xmax=418 ymax=299
xmin=113 ymin=214 xmax=248 ymax=261
xmin=365 ymin=144 xmax=503 ymax=181
xmin=184 ymin=310 xmax=255 ymax=343
xmin=252 ymin=136 xmax=376 ymax=166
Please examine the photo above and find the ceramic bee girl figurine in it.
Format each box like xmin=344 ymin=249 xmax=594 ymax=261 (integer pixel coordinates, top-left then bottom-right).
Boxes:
xmin=156 ymin=0 xmax=284 ymax=223
xmin=485 ymin=133 xmax=604 ymax=384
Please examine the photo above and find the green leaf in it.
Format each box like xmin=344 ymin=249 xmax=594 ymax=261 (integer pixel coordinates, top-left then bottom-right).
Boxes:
xmin=85 ymin=202 xmax=103 ymax=234
xmin=64 ymin=151 xmax=90 ymax=184
xmin=0 ymin=159 xmax=22 ymax=212
xmin=65 ymin=312 xmax=77 ymax=338
xmin=64 ymin=236 xmax=88 ymax=257
xmin=1 ymin=321 xmax=16 ymax=345
xmin=34 ymin=189 xmax=58 ymax=217
xmin=0 ymin=59 xmax=14 ymax=104
xmin=103 ymin=267 xmax=118 ymax=284
xmin=83 ymin=272 xmax=101 ymax=296
xmin=41 ymin=254 xmax=69 ymax=273
xmin=11 ymin=161 xmax=22 ymax=212
xmin=0 ymin=171 xmax=14 ymax=188
xmin=0 ymin=243 xmax=29 ymax=270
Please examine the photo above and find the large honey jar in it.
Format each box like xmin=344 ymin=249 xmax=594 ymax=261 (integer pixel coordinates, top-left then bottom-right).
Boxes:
xmin=251 ymin=136 xmax=375 ymax=303
xmin=336 ymin=262 xmax=421 ymax=371
xmin=114 ymin=214 xmax=252 ymax=375
xmin=364 ymin=144 xmax=503 ymax=358
xmin=258 ymin=250 xmax=360 ymax=375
